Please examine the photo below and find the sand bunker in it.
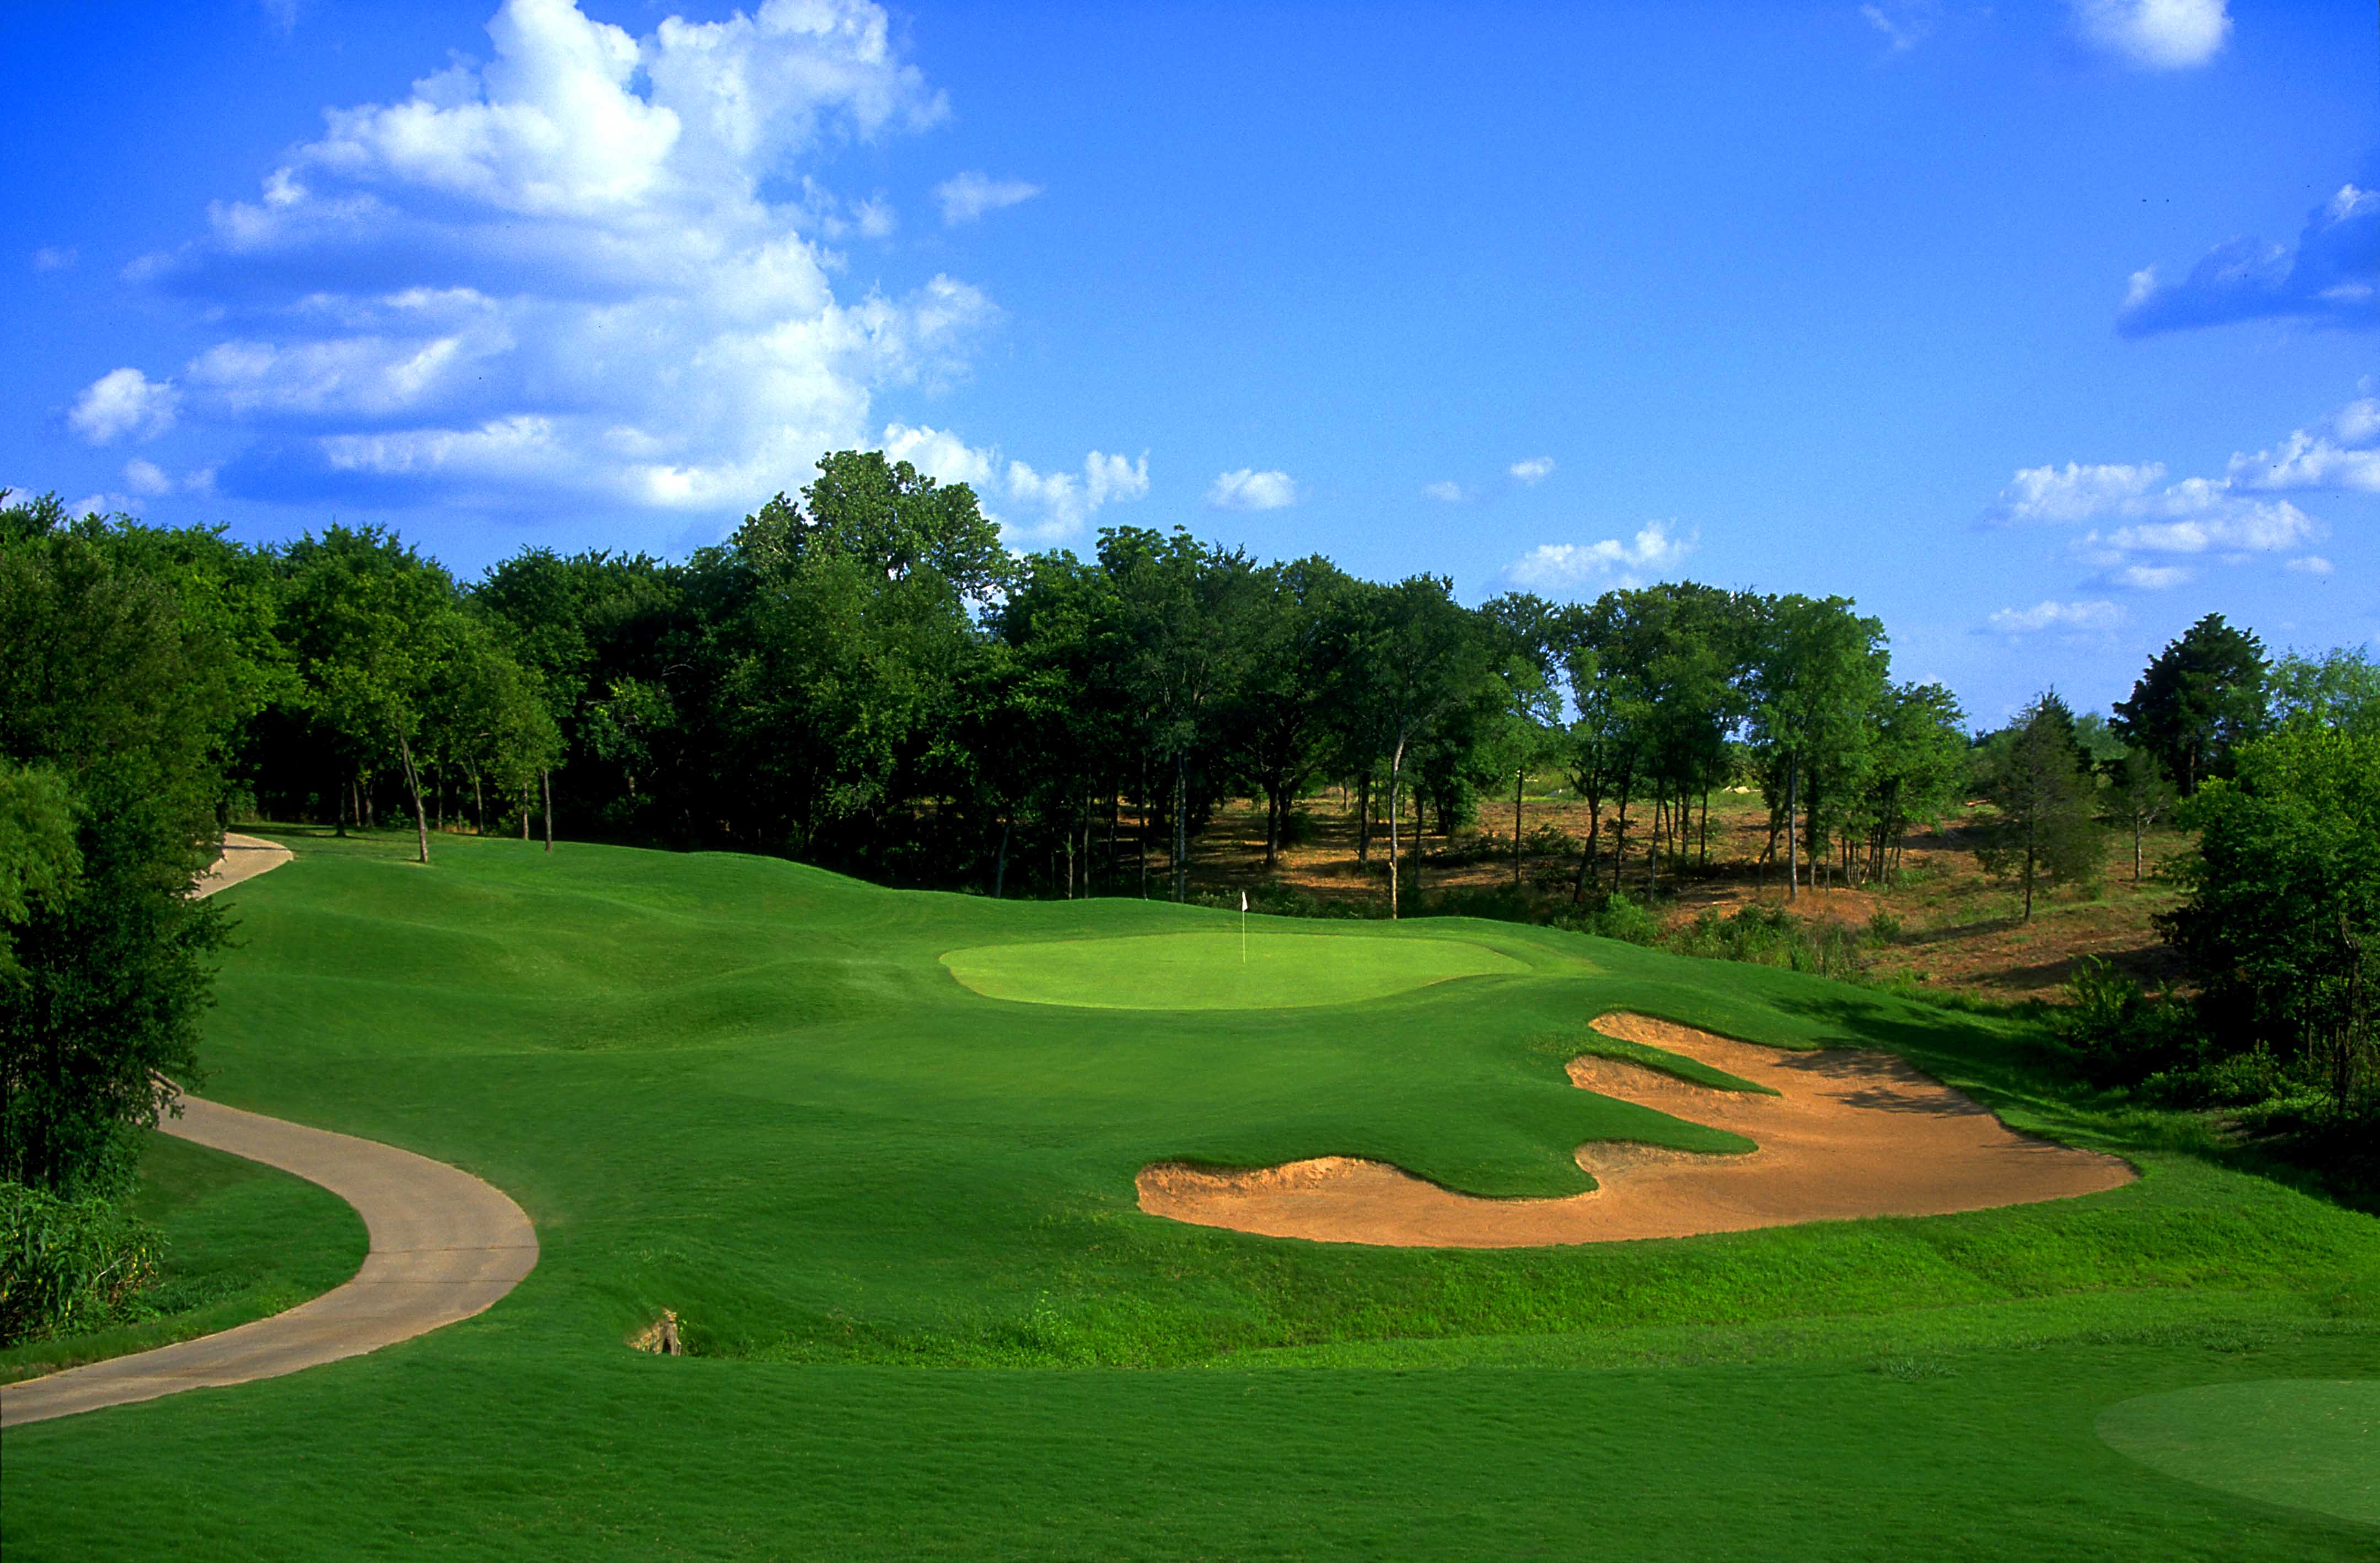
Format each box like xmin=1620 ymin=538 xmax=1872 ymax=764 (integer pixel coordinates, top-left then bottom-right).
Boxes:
xmin=1137 ymin=1013 xmax=2135 ymax=1247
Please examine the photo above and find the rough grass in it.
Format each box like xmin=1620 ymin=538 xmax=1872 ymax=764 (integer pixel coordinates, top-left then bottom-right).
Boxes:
xmin=6 ymin=826 xmax=2374 ymax=1561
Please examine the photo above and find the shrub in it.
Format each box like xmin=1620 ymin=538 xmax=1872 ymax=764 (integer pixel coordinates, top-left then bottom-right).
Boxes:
xmin=1866 ymin=910 xmax=1903 ymax=947
xmin=0 ymin=1179 xmax=163 ymax=1345
xmin=2051 ymin=957 xmax=2201 ymax=1089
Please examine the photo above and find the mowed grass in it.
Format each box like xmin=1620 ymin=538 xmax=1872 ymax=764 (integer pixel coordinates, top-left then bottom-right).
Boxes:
xmin=1 ymin=1134 xmax=366 ymax=1384
xmin=942 ymin=928 xmax=1530 ymax=1008
xmin=2098 ymin=1379 xmax=2379 ymax=1528
xmin=5 ymin=829 xmax=2376 ymax=1561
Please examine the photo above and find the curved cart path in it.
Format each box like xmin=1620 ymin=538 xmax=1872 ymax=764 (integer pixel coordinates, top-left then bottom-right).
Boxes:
xmin=1 ymin=835 xmax=538 ymax=1428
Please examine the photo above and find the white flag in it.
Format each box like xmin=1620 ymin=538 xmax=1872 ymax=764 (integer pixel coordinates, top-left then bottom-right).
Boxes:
xmin=1240 ymin=891 xmax=1248 ymax=911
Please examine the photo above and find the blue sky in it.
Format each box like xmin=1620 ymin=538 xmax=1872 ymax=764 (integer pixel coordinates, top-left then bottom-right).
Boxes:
xmin=5 ymin=0 xmax=2373 ymax=721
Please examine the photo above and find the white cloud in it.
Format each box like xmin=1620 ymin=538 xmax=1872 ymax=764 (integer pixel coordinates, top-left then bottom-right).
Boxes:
xmin=1508 ymin=456 xmax=1555 ymax=485
xmin=1986 ymin=599 xmax=2124 ymax=635
xmin=933 ymin=171 xmax=1041 ymax=225
xmin=101 ymin=0 xmax=986 ymax=513
xmin=1422 ymin=480 xmax=1464 ymax=503
xmin=881 ymin=423 xmax=1147 ymax=545
xmin=1990 ymin=444 xmax=2327 ymax=582
xmin=122 ymin=459 xmax=174 ymax=496
xmin=31 ymin=246 xmax=76 ymax=271
xmin=2285 ymin=555 xmax=2334 ymax=576
xmin=68 ymin=368 xmax=179 ymax=444
xmin=1860 ymin=2 xmax=1936 ymax=52
xmin=2119 ymin=182 xmax=2378 ymax=335
xmin=1506 ymin=520 xmax=1694 ymax=592
xmin=1206 ymin=468 xmax=1297 ymax=511
xmin=1992 ymin=461 xmax=2164 ymax=524
xmin=2070 ymin=0 xmax=2229 ymax=71
xmin=2228 ymin=396 xmax=2380 ymax=492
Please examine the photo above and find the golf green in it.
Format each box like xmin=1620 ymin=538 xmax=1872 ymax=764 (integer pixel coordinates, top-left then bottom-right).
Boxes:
xmin=941 ymin=928 xmax=1530 ymax=1008
xmin=2097 ymin=1379 xmax=2379 ymax=1527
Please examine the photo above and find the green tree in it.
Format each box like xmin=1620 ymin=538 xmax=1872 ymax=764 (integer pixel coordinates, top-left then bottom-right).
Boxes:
xmin=279 ymin=526 xmax=457 ymax=863
xmin=2163 ymin=721 xmax=2380 ymax=1110
xmin=2112 ymin=613 xmax=2268 ymax=795
xmin=1972 ymin=692 xmax=2107 ymax=921
xmin=2266 ymin=645 xmax=2380 ymax=739
xmin=2101 ymin=745 xmax=2176 ymax=886
xmin=1 ymin=496 xmax=233 ymax=1195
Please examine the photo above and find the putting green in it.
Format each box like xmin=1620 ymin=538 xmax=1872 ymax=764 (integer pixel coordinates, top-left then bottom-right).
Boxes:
xmin=941 ymin=929 xmax=1528 ymax=1009
xmin=2097 ymin=1379 xmax=2379 ymax=1528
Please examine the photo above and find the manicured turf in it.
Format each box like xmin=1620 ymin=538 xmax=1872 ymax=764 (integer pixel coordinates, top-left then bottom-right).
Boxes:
xmin=941 ymin=928 xmax=1530 ymax=1008
xmin=2098 ymin=1379 xmax=2379 ymax=1527
xmin=1 ymin=1133 xmax=367 ymax=1384
xmin=5 ymin=829 xmax=2374 ymax=1560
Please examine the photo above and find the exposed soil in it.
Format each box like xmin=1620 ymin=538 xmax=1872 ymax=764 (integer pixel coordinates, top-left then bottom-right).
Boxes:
xmin=1093 ymin=791 xmax=2192 ymax=1005
xmin=1136 ymin=1012 xmax=2136 ymax=1248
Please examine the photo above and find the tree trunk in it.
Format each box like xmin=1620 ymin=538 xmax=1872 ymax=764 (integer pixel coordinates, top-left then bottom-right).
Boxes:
xmin=395 ymin=735 xmax=430 ymax=865
xmin=1173 ymin=751 xmax=1188 ymax=903
xmin=1265 ymin=787 xmax=1281 ymax=869
xmin=1785 ymin=754 xmax=1799 ymax=901
xmin=2132 ymin=818 xmax=2143 ymax=885
xmin=995 ymin=815 xmax=1011 ymax=899
xmin=1138 ymin=759 xmax=1149 ymax=899
xmin=1513 ymin=767 xmax=1524 ymax=888
xmin=473 ymin=770 xmax=484 ymax=835
xmin=1388 ymin=737 xmax=1406 ymax=920
xmin=1611 ymin=791 xmax=1630 ymax=892
xmin=542 ymin=769 xmax=554 ymax=853
xmin=1356 ymin=774 xmax=1372 ymax=863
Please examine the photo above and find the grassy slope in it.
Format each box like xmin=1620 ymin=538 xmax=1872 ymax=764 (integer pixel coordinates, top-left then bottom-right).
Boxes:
xmin=0 ymin=1134 xmax=367 ymax=1384
xmin=4 ymin=830 xmax=2374 ymax=1561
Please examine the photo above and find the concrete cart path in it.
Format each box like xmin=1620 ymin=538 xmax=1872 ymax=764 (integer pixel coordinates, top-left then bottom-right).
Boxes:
xmin=1 ymin=835 xmax=539 ymax=1429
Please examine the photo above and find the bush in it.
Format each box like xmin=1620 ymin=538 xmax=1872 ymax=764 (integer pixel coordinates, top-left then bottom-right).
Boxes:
xmin=1663 ymin=905 xmax=1869 ymax=981
xmin=1866 ymin=910 xmax=1903 ymax=947
xmin=1563 ymin=891 xmax=1661 ymax=947
xmin=0 ymin=1179 xmax=163 ymax=1345
xmin=2051 ymin=957 xmax=2201 ymax=1089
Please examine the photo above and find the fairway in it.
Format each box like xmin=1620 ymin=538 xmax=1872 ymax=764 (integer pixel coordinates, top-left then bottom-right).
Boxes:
xmin=941 ymin=928 xmax=1529 ymax=1008
xmin=7 ymin=831 xmax=2376 ymax=1562
xmin=2098 ymin=1379 xmax=2380 ymax=1528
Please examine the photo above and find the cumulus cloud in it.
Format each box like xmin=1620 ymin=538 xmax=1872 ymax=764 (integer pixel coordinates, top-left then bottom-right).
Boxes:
xmin=2227 ymin=395 xmax=2380 ymax=492
xmin=122 ymin=459 xmax=174 ymax=496
xmin=68 ymin=368 xmax=179 ymax=444
xmin=881 ymin=423 xmax=1147 ymax=545
xmin=1508 ymin=456 xmax=1555 ymax=485
xmin=1206 ymin=468 xmax=1297 ymax=511
xmin=2119 ymin=182 xmax=2378 ymax=336
xmin=933 ymin=171 xmax=1041 ymax=225
xmin=1986 ymin=599 xmax=2124 ymax=636
xmin=2070 ymin=0 xmax=2229 ymax=71
xmin=1422 ymin=480 xmax=1465 ymax=502
xmin=1988 ymin=444 xmax=2325 ymax=584
xmin=95 ymin=0 xmax=987 ymax=513
xmin=2286 ymin=555 xmax=2334 ymax=576
xmin=1506 ymin=521 xmax=1694 ymax=592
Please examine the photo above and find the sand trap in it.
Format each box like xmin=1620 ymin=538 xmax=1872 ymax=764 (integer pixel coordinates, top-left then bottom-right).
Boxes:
xmin=1137 ymin=1012 xmax=2135 ymax=1247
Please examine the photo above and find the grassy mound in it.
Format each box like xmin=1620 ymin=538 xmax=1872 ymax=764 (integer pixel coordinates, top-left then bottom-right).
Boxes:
xmin=7 ymin=828 xmax=2375 ymax=1562
xmin=941 ymin=928 xmax=1528 ymax=1009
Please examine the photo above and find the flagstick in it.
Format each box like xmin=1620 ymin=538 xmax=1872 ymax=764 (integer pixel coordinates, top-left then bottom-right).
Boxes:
xmin=1240 ymin=890 xmax=1248 ymax=964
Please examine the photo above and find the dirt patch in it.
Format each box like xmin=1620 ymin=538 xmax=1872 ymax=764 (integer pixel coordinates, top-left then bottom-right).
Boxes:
xmin=1136 ymin=1012 xmax=2135 ymax=1247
